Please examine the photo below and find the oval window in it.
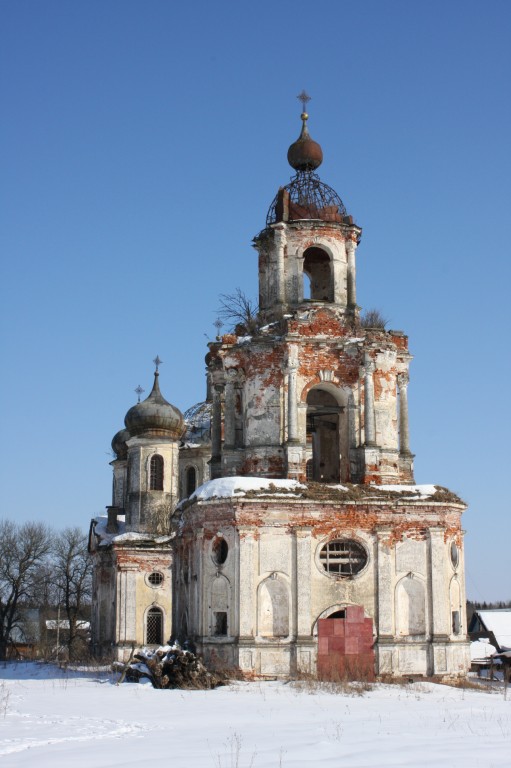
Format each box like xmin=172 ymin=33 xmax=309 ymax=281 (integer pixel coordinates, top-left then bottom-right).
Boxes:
xmin=212 ymin=537 xmax=228 ymax=565
xmin=319 ymin=539 xmax=367 ymax=577
xmin=450 ymin=541 xmax=459 ymax=569
xmin=148 ymin=571 xmax=164 ymax=586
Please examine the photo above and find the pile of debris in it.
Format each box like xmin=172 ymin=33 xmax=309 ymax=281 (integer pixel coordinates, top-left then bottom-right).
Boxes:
xmin=113 ymin=643 xmax=225 ymax=689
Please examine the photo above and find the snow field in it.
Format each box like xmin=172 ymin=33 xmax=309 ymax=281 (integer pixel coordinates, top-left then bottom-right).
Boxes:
xmin=0 ymin=664 xmax=510 ymax=767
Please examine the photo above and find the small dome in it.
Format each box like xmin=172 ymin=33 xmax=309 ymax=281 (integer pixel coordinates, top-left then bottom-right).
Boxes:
xmin=287 ymin=113 xmax=323 ymax=172
xmin=183 ymin=400 xmax=212 ymax=445
xmin=125 ymin=372 xmax=184 ymax=439
xmin=111 ymin=428 xmax=130 ymax=459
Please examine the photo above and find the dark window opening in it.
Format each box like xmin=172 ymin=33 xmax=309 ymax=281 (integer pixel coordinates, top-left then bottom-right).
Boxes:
xmin=327 ymin=609 xmax=346 ymax=619
xmin=186 ymin=466 xmax=197 ymax=497
xmin=452 ymin=610 xmax=461 ymax=635
xmin=320 ymin=540 xmax=367 ymax=577
xmin=212 ymin=537 xmax=228 ymax=565
xmin=214 ymin=611 xmax=228 ymax=636
xmin=303 ymin=247 xmax=333 ymax=302
xmin=146 ymin=607 xmax=163 ymax=645
xmin=150 ymin=455 xmax=164 ymax=491
xmin=306 ymin=389 xmax=342 ymax=483
xmin=148 ymin=572 xmax=164 ymax=586
xmin=305 ymin=459 xmax=313 ymax=481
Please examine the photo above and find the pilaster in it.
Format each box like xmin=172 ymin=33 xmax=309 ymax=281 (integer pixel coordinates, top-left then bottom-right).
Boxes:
xmin=429 ymin=527 xmax=449 ymax=640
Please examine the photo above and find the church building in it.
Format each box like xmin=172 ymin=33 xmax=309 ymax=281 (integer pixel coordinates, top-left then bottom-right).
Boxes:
xmin=89 ymin=100 xmax=470 ymax=679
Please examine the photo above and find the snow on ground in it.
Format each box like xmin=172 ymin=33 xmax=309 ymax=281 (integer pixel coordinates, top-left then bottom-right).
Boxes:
xmin=1 ymin=664 xmax=510 ymax=767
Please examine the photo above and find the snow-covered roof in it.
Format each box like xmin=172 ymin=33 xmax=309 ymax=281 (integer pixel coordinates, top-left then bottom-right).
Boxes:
xmin=93 ymin=515 xmax=126 ymax=546
xmin=181 ymin=478 xmax=455 ymax=505
xmin=182 ymin=401 xmax=212 ymax=444
xmin=92 ymin=516 xmax=171 ymax=547
xmin=470 ymin=639 xmax=497 ymax=661
xmin=374 ymin=484 xmax=439 ymax=500
xmin=189 ymin=477 xmax=305 ymax=502
xmin=476 ymin=610 xmax=511 ymax=651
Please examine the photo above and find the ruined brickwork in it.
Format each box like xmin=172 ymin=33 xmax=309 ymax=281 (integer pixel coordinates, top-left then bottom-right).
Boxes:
xmin=90 ymin=109 xmax=470 ymax=677
xmin=174 ymin=486 xmax=468 ymax=677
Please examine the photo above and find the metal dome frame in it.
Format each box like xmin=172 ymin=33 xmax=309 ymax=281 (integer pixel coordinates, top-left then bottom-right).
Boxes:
xmin=266 ymin=170 xmax=347 ymax=227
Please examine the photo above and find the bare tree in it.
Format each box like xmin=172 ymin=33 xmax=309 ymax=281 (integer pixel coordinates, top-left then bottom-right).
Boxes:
xmin=52 ymin=528 xmax=92 ymax=660
xmin=360 ymin=308 xmax=389 ymax=329
xmin=218 ymin=288 xmax=260 ymax=334
xmin=0 ymin=520 xmax=52 ymax=660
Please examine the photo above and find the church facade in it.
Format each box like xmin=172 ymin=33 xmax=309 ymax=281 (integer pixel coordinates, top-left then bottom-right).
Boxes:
xmin=89 ymin=106 xmax=470 ymax=678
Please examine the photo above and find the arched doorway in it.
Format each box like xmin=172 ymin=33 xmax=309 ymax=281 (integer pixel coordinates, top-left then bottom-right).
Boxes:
xmin=306 ymin=387 xmax=347 ymax=483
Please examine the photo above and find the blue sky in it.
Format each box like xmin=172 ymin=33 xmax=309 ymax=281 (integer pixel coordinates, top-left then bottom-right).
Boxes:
xmin=1 ymin=0 xmax=510 ymax=601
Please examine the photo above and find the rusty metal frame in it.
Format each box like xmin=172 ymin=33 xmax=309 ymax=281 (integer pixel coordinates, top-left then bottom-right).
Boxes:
xmin=266 ymin=170 xmax=347 ymax=226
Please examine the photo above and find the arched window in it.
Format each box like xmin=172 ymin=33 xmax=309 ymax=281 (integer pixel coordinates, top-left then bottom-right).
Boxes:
xmin=149 ymin=454 xmax=164 ymax=490
xmin=146 ymin=606 xmax=163 ymax=645
xmin=303 ymin=247 xmax=333 ymax=302
xmin=186 ymin=466 xmax=197 ymax=497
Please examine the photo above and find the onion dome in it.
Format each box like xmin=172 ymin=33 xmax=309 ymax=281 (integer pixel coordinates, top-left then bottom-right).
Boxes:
xmin=125 ymin=370 xmax=184 ymax=439
xmin=111 ymin=428 xmax=130 ymax=460
xmin=287 ymin=111 xmax=323 ymax=172
xmin=266 ymin=98 xmax=349 ymax=227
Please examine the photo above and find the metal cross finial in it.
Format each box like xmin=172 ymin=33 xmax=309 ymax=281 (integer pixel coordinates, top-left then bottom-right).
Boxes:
xmin=153 ymin=355 xmax=163 ymax=372
xmin=135 ymin=385 xmax=145 ymax=403
xmin=297 ymin=90 xmax=311 ymax=112
xmin=214 ymin=319 xmax=224 ymax=333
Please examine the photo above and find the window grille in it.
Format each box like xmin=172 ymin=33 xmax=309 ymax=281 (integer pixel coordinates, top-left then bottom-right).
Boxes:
xmin=148 ymin=572 xmax=164 ymax=586
xmin=146 ymin=607 xmax=163 ymax=645
xmin=320 ymin=540 xmax=367 ymax=576
xmin=150 ymin=455 xmax=164 ymax=490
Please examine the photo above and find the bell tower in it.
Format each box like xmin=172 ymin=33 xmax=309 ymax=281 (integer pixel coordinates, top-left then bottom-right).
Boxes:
xmin=208 ymin=97 xmax=413 ymax=484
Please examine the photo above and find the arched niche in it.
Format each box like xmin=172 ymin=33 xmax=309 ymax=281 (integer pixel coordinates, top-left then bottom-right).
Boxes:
xmin=450 ymin=577 xmax=462 ymax=635
xmin=302 ymin=246 xmax=333 ymax=302
xmin=209 ymin=573 xmax=230 ymax=637
xmin=257 ymin=574 xmax=290 ymax=638
xmin=306 ymin=384 xmax=350 ymax=483
xmin=395 ymin=575 xmax=426 ymax=636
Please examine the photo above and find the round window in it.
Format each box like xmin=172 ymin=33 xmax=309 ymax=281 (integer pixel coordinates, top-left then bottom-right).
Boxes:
xmin=212 ymin=537 xmax=228 ymax=565
xmin=450 ymin=541 xmax=459 ymax=569
xmin=148 ymin=571 xmax=164 ymax=586
xmin=319 ymin=539 xmax=367 ymax=577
